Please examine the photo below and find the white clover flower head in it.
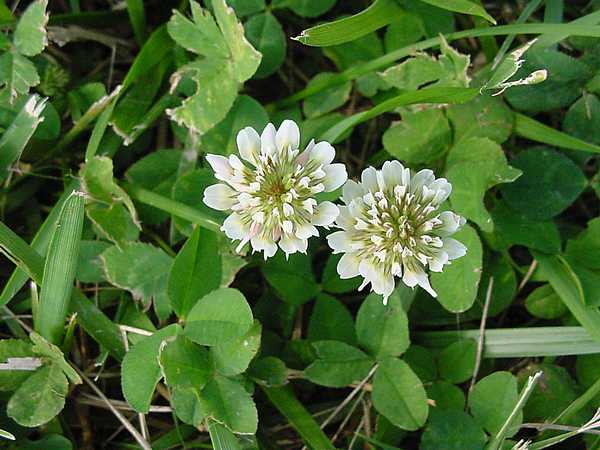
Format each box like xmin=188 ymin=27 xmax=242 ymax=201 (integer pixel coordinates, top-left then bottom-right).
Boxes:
xmin=203 ymin=120 xmax=347 ymax=259
xmin=327 ymin=161 xmax=467 ymax=304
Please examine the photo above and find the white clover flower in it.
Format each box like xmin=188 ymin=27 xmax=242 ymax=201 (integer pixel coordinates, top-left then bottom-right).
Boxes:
xmin=203 ymin=120 xmax=347 ymax=259
xmin=327 ymin=161 xmax=466 ymax=304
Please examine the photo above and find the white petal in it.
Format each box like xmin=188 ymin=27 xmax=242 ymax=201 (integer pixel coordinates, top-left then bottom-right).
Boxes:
xmin=410 ymin=169 xmax=435 ymax=194
xmin=342 ymin=180 xmax=364 ymax=204
xmin=322 ymin=163 xmax=348 ymax=192
xmin=436 ymin=211 xmax=464 ymax=236
xmin=403 ymin=267 xmax=437 ymax=298
xmin=203 ymin=184 xmax=236 ymax=211
xmin=359 ymin=259 xmax=382 ymax=289
xmin=296 ymin=223 xmax=319 ymax=239
xmin=251 ymin=234 xmax=278 ymax=259
xmin=236 ymin=126 xmax=261 ymax=165
xmin=429 ymin=251 xmax=449 ymax=272
xmin=312 ymin=201 xmax=339 ymax=226
xmin=279 ymin=234 xmax=307 ymax=256
xmin=309 ymin=141 xmax=335 ymax=166
xmin=221 ymin=213 xmax=250 ymax=240
xmin=443 ymin=238 xmax=467 ymax=260
xmin=327 ymin=231 xmax=352 ymax=253
xmin=378 ymin=274 xmax=396 ymax=303
xmin=381 ymin=160 xmax=405 ymax=187
xmin=276 ymin=119 xmax=300 ymax=151
xmin=337 ymin=253 xmax=360 ymax=278
xmin=429 ymin=178 xmax=452 ymax=205
xmin=335 ymin=206 xmax=355 ymax=229
xmin=296 ymin=139 xmax=315 ymax=166
xmin=361 ymin=167 xmax=379 ymax=192
xmin=261 ymin=123 xmax=277 ymax=156
xmin=206 ymin=154 xmax=233 ymax=180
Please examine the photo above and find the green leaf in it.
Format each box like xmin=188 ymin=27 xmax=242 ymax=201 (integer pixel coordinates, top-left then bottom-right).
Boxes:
xmin=279 ymin=0 xmax=336 ymax=18
xmin=321 ymin=254 xmax=361 ymax=294
xmin=430 ymin=225 xmax=483 ymax=313
xmin=0 ymin=339 xmax=35 ymax=391
xmin=30 ymin=332 xmax=81 ymax=385
xmin=563 ymin=93 xmax=600 ymax=146
xmin=304 ymin=340 xmax=374 ymax=388
xmin=355 ymin=292 xmax=410 ymax=360
xmin=372 ymin=357 xmax=428 ymax=430
xmin=293 ymin=0 xmax=402 ymax=46
xmin=262 ymin=252 xmax=320 ymax=306
xmin=420 ymin=409 xmax=486 ymax=450
xmin=437 ymin=339 xmax=477 ymax=383
xmin=0 ymin=51 xmax=39 ymax=100
xmin=201 ymin=95 xmax=268 ymax=157
xmin=307 ymin=294 xmax=357 ymax=345
xmin=121 ymin=324 xmax=180 ymax=413
xmin=565 ymin=217 xmax=600 ymax=270
xmin=13 ymin=0 xmax=48 ymax=56
xmin=168 ymin=226 xmax=221 ymax=319
xmin=525 ymin=284 xmax=568 ymax=320
xmin=86 ymin=203 xmax=140 ymax=246
xmin=303 ymin=72 xmax=352 ymax=118
xmin=383 ymin=108 xmax=451 ymax=164
xmin=447 ymin=94 xmax=514 ymax=144
xmin=228 ymin=0 xmax=265 ymax=17
xmin=418 ymin=0 xmax=495 ymax=24
xmin=427 ymin=381 xmax=465 ymax=411
xmin=198 ymin=374 xmax=258 ymax=434
xmin=403 ymin=345 xmax=437 ymax=383
xmin=0 ymin=95 xmax=46 ymax=181
xmin=245 ymin=12 xmax=286 ymax=78
xmin=207 ymin=419 xmax=243 ymax=450
xmin=185 ymin=288 xmax=253 ymax=346
xmin=379 ymin=54 xmax=445 ymax=90
xmin=125 ymin=0 xmax=146 ymax=45
xmin=36 ymin=191 xmax=85 ymax=344
xmin=469 ymin=371 xmax=521 ymax=436
xmin=160 ymin=334 xmax=211 ymax=390
xmin=7 ymin=364 xmax=68 ymax=427
xmin=101 ymin=242 xmax=173 ymax=315
xmin=211 ymin=321 xmax=261 ymax=376
xmin=501 ymin=147 xmax=586 ymax=220
xmin=445 ymin=137 xmax=521 ymax=232
xmin=248 ymin=357 xmax=288 ymax=387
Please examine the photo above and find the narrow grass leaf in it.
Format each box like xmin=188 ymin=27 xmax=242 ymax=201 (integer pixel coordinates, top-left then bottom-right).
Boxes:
xmin=418 ymin=0 xmax=496 ymax=24
xmin=207 ymin=419 xmax=242 ymax=450
xmin=125 ymin=0 xmax=146 ymax=45
xmin=35 ymin=191 xmax=85 ymax=344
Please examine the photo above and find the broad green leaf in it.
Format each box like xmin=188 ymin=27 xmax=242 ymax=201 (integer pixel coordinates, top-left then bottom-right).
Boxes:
xmin=101 ymin=242 xmax=173 ymax=314
xmin=430 ymin=225 xmax=483 ymax=313
xmin=211 ymin=321 xmax=261 ymax=376
xmin=14 ymin=0 xmax=48 ymax=56
xmin=7 ymin=364 xmax=68 ymax=427
xmin=0 ymin=339 xmax=35 ymax=391
xmin=472 ymin=254 xmax=516 ymax=317
xmin=262 ymin=252 xmax=320 ymax=306
xmin=420 ymin=410 xmax=486 ymax=450
xmin=469 ymin=371 xmax=521 ymax=436
xmin=565 ymin=217 xmax=600 ymax=270
xmin=170 ymin=385 xmax=206 ymax=427
xmin=0 ymin=95 xmax=46 ymax=181
xmin=185 ymin=288 xmax=253 ymax=346
xmin=447 ymin=94 xmax=514 ymax=144
xmin=321 ymin=254 xmax=361 ymax=294
xmin=248 ymin=357 xmax=288 ymax=387
xmin=168 ymin=226 xmax=221 ymax=319
xmin=304 ymin=340 xmax=374 ymax=388
xmin=278 ymin=0 xmax=336 ymax=18
xmin=36 ymin=191 xmax=85 ymax=345
xmin=427 ymin=381 xmax=465 ymax=411
xmin=418 ymin=0 xmax=495 ymax=24
xmin=121 ymin=324 xmax=180 ymax=413
xmin=245 ymin=12 xmax=286 ymax=78
xmin=228 ymin=0 xmax=265 ymax=17
xmin=488 ymin=200 xmax=561 ymax=254
xmin=356 ymin=292 xmax=410 ymax=360
xmin=380 ymin=54 xmax=445 ymax=90
xmin=563 ymin=93 xmax=600 ymax=145
xmin=207 ymin=419 xmax=243 ymax=450
xmin=383 ymin=108 xmax=451 ymax=164
xmin=160 ymin=334 xmax=211 ymax=390
xmin=445 ymin=137 xmax=521 ymax=232
xmin=302 ymin=72 xmax=352 ymax=118
xmin=86 ymin=203 xmax=140 ymax=246
xmin=437 ymin=339 xmax=477 ymax=383
xmin=293 ymin=0 xmax=402 ymax=46
xmin=384 ymin=12 xmax=424 ymax=52
xmin=307 ymin=294 xmax=357 ymax=345
xmin=200 ymin=95 xmax=268 ymax=156
xmin=198 ymin=374 xmax=258 ymax=434
xmin=372 ymin=358 xmax=428 ymax=430
xmin=0 ymin=51 xmax=39 ymax=100
xmin=525 ymin=284 xmax=568 ymax=319
xmin=403 ymin=345 xmax=436 ymax=383
xmin=30 ymin=332 xmax=80 ymax=385
xmin=501 ymin=147 xmax=586 ymax=220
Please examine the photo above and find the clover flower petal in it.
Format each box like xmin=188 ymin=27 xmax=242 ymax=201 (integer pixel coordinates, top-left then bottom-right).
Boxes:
xmin=203 ymin=120 xmax=347 ymax=259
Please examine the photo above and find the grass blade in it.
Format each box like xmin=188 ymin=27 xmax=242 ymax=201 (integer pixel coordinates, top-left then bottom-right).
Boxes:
xmin=260 ymin=385 xmax=336 ymax=450
xmin=418 ymin=0 xmax=496 ymax=24
xmin=321 ymin=87 xmax=478 ymax=142
xmin=0 ymin=221 xmax=44 ymax=280
xmin=0 ymin=95 xmax=46 ymax=182
xmin=293 ymin=0 xmax=403 ymax=47
xmin=35 ymin=191 xmax=85 ymax=344
xmin=415 ymin=326 xmax=600 ymax=357
xmin=207 ymin=419 xmax=242 ymax=450
xmin=515 ymin=113 xmax=600 ymax=154
xmin=126 ymin=0 xmax=146 ymax=45
xmin=533 ymin=252 xmax=600 ymax=345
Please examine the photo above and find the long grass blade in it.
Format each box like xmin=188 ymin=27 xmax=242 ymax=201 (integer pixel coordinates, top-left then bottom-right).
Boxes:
xmin=35 ymin=191 xmax=85 ymax=344
xmin=125 ymin=0 xmax=146 ymax=45
xmin=0 ymin=221 xmax=44 ymax=281
xmin=207 ymin=419 xmax=242 ymax=450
